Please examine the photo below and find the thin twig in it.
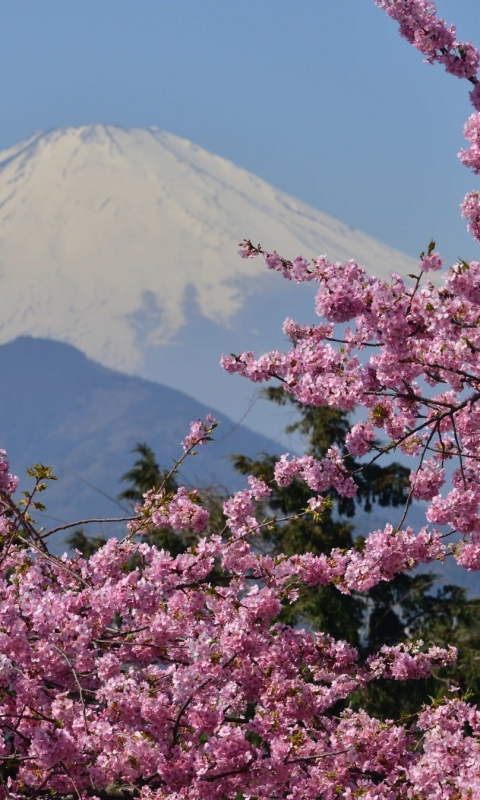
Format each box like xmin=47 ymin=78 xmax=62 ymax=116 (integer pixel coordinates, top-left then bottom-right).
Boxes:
xmin=53 ymin=645 xmax=89 ymax=733
xmin=42 ymin=516 xmax=137 ymax=539
xmin=59 ymin=762 xmax=82 ymax=800
xmin=285 ymin=747 xmax=349 ymax=764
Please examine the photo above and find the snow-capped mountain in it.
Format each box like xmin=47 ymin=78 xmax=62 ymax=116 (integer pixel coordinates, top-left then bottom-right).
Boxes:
xmin=0 ymin=124 xmax=417 ymax=438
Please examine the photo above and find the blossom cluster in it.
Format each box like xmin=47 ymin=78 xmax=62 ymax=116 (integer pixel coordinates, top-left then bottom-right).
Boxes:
xmin=2 ymin=2 xmax=480 ymax=798
xmin=223 ymin=475 xmax=271 ymax=538
xmin=274 ymin=450 xmax=357 ymax=498
xmin=375 ymin=0 xmax=480 ymax=84
xmin=0 ymin=449 xmax=18 ymax=495
xmin=375 ymin=0 xmax=480 ymax=240
xmin=294 ymin=524 xmax=445 ymax=593
xmin=0 ymin=519 xmax=467 ymax=800
xmin=148 ymin=486 xmax=210 ymax=533
xmin=181 ymin=414 xmax=217 ymax=451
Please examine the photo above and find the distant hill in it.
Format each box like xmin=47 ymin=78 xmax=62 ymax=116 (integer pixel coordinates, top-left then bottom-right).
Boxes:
xmin=0 ymin=337 xmax=281 ymax=551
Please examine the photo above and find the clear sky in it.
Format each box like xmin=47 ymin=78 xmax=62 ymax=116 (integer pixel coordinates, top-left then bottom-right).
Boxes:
xmin=1 ymin=1 xmax=479 ymax=268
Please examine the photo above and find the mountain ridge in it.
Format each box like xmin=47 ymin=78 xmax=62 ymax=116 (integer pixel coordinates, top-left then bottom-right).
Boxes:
xmin=0 ymin=336 xmax=282 ymax=551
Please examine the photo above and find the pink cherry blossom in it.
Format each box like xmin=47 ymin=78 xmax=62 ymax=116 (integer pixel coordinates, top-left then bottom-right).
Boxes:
xmin=0 ymin=449 xmax=18 ymax=494
xmin=181 ymin=415 xmax=217 ymax=451
xmin=3 ymin=3 xmax=480 ymax=798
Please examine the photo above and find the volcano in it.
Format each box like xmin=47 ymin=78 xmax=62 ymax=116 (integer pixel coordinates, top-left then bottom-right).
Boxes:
xmin=0 ymin=124 xmax=416 ymax=438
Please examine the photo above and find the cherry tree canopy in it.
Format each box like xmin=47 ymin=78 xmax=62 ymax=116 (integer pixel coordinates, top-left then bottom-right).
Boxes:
xmin=2 ymin=2 xmax=480 ymax=798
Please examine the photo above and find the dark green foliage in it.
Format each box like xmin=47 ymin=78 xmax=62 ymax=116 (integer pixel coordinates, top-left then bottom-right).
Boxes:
xmin=66 ymin=529 xmax=106 ymax=557
xmin=233 ymin=388 xmax=410 ymax=645
xmin=118 ymin=442 xmax=177 ymax=503
xmin=264 ymin=386 xmax=410 ymax=516
xmin=119 ymin=442 xmax=227 ymax=555
xmin=233 ymin=387 xmax=480 ymax=719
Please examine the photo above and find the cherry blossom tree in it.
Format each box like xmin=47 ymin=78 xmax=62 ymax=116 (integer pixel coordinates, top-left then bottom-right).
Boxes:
xmin=2 ymin=1 xmax=480 ymax=798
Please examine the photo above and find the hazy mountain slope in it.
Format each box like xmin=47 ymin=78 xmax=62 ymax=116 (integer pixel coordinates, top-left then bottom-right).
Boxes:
xmin=0 ymin=337 xmax=280 ymax=551
xmin=0 ymin=125 xmax=417 ymax=377
xmin=1 ymin=336 xmax=476 ymax=595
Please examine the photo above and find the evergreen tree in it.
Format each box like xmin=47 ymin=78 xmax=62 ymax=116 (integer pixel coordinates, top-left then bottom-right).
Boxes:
xmin=233 ymin=386 xmax=411 ymax=645
xmin=66 ymin=528 xmax=107 ymax=557
xmin=118 ymin=442 xmax=177 ymax=503
xmin=67 ymin=409 xmax=480 ymax=719
xmin=234 ymin=388 xmax=480 ymax=716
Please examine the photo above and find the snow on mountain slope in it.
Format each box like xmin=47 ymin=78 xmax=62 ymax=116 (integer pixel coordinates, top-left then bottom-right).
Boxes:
xmin=0 ymin=124 xmax=417 ymax=375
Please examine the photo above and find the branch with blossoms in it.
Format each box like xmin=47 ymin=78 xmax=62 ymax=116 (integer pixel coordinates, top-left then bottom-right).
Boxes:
xmin=0 ymin=449 xmax=465 ymax=800
xmin=124 ymin=414 xmax=218 ymax=540
xmin=0 ymin=368 xmax=475 ymax=797
xmin=224 ymin=239 xmax=480 ymax=573
xmin=375 ymin=0 xmax=480 ymax=241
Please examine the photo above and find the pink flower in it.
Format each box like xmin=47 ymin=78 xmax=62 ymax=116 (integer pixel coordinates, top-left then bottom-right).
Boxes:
xmin=152 ymin=487 xmax=210 ymax=533
xmin=419 ymin=252 xmax=444 ymax=272
xmin=346 ymin=421 xmax=376 ymax=456
xmin=410 ymin=459 xmax=445 ymax=500
xmin=181 ymin=415 xmax=216 ymax=451
xmin=461 ymin=189 xmax=480 ymax=241
xmin=0 ymin=450 xmax=18 ymax=494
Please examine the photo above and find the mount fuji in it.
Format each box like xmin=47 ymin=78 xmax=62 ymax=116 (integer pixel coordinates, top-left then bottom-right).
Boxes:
xmin=0 ymin=124 xmax=417 ymax=438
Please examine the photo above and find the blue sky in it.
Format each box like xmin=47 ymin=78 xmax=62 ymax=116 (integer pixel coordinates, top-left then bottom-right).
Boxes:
xmin=1 ymin=1 xmax=479 ymax=267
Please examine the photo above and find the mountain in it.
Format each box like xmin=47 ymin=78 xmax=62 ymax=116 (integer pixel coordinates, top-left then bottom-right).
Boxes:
xmin=0 ymin=125 xmax=418 ymax=440
xmin=0 ymin=337 xmax=281 ymax=552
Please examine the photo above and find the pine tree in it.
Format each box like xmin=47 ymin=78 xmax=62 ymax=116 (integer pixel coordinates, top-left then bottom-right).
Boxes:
xmin=234 ymin=388 xmax=480 ymax=716
xmin=232 ymin=387 xmax=410 ymax=645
